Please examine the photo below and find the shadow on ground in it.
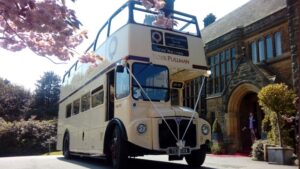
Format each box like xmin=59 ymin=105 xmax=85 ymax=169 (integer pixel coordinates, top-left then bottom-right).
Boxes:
xmin=57 ymin=156 xmax=216 ymax=169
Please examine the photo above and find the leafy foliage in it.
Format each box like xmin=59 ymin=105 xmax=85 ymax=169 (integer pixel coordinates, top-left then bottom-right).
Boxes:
xmin=138 ymin=0 xmax=166 ymax=11
xmin=0 ymin=0 xmax=86 ymax=62
xmin=251 ymin=139 xmax=269 ymax=161
xmin=0 ymin=78 xmax=32 ymax=121
xmin=0 ymin=0 xmax=170 ymax=63
xmin=211 ymin=142 xmax=225 ymax=154
xmin=262 ymin=111 xmax=294 ymax=147
xmin=258 ymin=83 xmax=297 ymax=115
xmin=212 ymin=118 xmax=222 ymax=133
xmin=0 ymin=75 xmax=59 ymax=156
xmin=258 ymin=83 xmax=297 ymax=147
xmin=212 ymin=118 xmax=223 ymax=144
xmin=0 ymin=118 xmax=57 ymax=156
xmin=33 ymin=71 xmax=60 ymax=118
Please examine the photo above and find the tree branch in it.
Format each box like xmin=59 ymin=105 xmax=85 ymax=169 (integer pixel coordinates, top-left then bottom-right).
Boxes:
xmin=3 ymin=17 xmax=67 ymax=65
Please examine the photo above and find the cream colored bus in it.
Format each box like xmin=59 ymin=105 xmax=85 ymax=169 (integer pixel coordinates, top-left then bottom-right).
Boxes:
xmin=57 ymin=1 xmax=211 ymax=169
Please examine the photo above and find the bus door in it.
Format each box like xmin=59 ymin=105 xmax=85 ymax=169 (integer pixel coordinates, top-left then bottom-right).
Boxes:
xmin=106 ymin=70 xmax=115 ymax=121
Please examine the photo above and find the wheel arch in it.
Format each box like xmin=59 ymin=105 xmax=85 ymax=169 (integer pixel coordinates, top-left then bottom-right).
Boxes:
xmin=63 ymin=129 xmax=70 ymax=140
xmin=62 ymin=129 xmax=70 ymax=149
xmin=103 ymin=118 xmax=128 ymax=155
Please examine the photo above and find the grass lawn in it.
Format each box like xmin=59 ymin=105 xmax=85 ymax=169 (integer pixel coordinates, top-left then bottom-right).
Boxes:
xmin=42 ymin=151 xmax=62 ymax=156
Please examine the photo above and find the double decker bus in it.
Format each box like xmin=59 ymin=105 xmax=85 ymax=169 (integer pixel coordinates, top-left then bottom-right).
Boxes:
xmin=57 ymin=1 xmax=211 ymax=169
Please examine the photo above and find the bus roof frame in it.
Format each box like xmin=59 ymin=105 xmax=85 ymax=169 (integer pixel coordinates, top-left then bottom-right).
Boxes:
xmin=64 ymin=1 xmax=204 ymax=83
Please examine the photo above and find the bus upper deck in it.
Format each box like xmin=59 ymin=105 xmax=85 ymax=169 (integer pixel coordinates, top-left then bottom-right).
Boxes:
xmin=60 ymin=0 xmax=208 ymax=101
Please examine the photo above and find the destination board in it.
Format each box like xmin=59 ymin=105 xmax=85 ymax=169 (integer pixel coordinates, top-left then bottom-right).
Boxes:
xmin=151 ymin=30 xmax=189 ymax=56
xmin=165 ymin=33 xmax=188 ymax=49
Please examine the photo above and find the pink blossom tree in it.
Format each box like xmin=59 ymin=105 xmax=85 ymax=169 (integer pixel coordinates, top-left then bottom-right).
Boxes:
xmin=0 ymin=0 xmax=86 ymax=63
xmin=0 ymin=0 xmax=170 ymax=64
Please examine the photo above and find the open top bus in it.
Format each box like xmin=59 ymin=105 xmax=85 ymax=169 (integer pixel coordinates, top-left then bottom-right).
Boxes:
xmin=57 ymin=1 xmax=211 ymax=169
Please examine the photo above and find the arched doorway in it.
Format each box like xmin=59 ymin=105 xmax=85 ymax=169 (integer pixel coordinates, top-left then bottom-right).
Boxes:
xmin=239 ymin=93 xmax=264 ymax=153
xmin=227 ymin=83 xmax=263 ymax=153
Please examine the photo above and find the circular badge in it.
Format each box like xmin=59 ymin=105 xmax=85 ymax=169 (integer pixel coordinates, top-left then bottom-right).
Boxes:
xmin=151 ymin=31 xmax=162 ymax=44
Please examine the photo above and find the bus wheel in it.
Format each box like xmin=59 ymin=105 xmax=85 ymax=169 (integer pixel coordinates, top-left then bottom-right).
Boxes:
xmin=109 ymin=126 xmax=128 ymax=169
xmin=63 ymin=135 xmax=71 ymax=159
xmin=185 ymin=149 xmax=206 ymax=167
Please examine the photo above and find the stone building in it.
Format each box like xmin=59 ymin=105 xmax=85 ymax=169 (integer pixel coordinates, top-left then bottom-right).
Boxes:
xmin=191 ymin=0 xmax=299 ymax=153
xmin=286 ymin=0 xmax=299 ymax=156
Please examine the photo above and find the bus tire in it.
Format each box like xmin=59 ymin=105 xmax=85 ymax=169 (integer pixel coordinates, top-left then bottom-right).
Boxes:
xmin=109 ymin=126 xmax=128 ymax=169
xmin=63 ymin=134 xmax=72 ymax=159
xmin=185 ymin=149 xmax=206 ymax=167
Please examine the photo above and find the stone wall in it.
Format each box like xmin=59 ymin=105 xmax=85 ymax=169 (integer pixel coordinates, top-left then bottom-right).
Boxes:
xmin=287 ymin=0 xmax=299 ymax=92
xmin=286 ymin=0 xmax=299 ymax=158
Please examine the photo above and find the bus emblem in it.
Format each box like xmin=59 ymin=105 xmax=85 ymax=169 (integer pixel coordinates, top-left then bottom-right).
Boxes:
xmin=151 ymin=30 xmax=163 ymax=44
xmin=175 ymin=117 xmax=182 ymax=125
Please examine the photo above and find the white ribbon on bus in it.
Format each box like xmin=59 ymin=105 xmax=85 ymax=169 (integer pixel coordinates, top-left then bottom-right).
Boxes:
xmin=125 ymin=65 xmax=205 ymax=153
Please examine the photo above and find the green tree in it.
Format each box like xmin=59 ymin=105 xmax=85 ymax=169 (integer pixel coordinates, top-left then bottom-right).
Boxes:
xmin=258 ymin=83 xmax=297 ymax=147
xmin=0 ymin=78 xmax=32 ymax=121
xmin=34 ymin=72 xmax=61 ymax=119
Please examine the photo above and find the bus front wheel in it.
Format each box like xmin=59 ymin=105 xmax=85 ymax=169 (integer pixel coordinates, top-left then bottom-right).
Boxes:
xmin=63 ymin=134 xmax=71 ymax=159
xmin=185 ymin=149 xmax=206 ymax=167
xmin=109 ymin=126 xmax=128 ymax=169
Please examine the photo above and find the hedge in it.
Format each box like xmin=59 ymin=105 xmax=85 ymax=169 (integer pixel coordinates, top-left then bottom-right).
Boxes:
xmin=0 ymin=118 xmax=56 ymax=156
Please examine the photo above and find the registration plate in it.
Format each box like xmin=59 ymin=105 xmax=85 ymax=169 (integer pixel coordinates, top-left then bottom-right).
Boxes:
xmin=167 ymin=147 xmax=191 ymax=155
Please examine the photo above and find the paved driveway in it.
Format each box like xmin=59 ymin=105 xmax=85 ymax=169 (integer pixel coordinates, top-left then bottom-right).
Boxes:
xmin=0 ymin=155 xmax=297 ymax=169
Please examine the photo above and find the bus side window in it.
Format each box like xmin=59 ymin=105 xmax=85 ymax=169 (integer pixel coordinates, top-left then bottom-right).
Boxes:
xmin=115 ymin=66 xmax=130 ymax=99
xmin=92 ymin=85 xmax=104 ymax=108
xmin=66 ymin=104 xmax=72 ymax=118
xmin=81 ymin=92 xmax=91 ymax=112
xmin=73 ymin=99 xmax=80 ymax=115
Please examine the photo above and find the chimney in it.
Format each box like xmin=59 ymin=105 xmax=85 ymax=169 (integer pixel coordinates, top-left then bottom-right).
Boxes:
xmin=203 ymin=13 xmax=216 ymax=27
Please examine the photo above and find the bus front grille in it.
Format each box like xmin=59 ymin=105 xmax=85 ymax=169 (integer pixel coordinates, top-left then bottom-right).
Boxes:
xmin=158 ymin=119 xmax=196 ymax=149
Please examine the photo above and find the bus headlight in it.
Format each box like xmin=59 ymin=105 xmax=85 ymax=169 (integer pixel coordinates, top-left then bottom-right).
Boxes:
xmin=137 ymin=123 xmax=147 ymax=134
xmin=201 ymin=124 xmax=209 ymax=135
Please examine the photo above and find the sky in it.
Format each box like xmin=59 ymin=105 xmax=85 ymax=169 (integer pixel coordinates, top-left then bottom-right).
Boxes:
xmin=0 ymin=0 xmax=250 ymax=92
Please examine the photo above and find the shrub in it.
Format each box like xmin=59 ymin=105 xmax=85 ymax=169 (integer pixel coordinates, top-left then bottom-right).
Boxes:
xmin=262 ymin=112 xmax=294 ymax=147
xmin=212 ymin=118 xmax=222 ymax=133
xmin=258 ymin=83 xmax=297 ymax=147
xmin=0 ymin=118 xmax=57 ymax=156
xmin=211 ymin=142 xmax=225 ymax=154
xmin=212 ymin=118 xmax=223 ymax=142
xmin=251 ymin=140 xmax=269 ymax=161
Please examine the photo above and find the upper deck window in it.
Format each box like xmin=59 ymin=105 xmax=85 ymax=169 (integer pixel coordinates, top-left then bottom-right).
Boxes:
xmin=132 ymin=63 xmax=169 ymax=101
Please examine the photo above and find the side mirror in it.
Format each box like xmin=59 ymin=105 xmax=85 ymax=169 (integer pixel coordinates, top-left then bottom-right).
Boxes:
xmin=116 ymin=65 xmax=124 ymax=73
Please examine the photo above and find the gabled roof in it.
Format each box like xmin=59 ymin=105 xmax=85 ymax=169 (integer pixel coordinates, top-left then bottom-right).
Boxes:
xmin=201 ymin=0 xmax=287 ymax=44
